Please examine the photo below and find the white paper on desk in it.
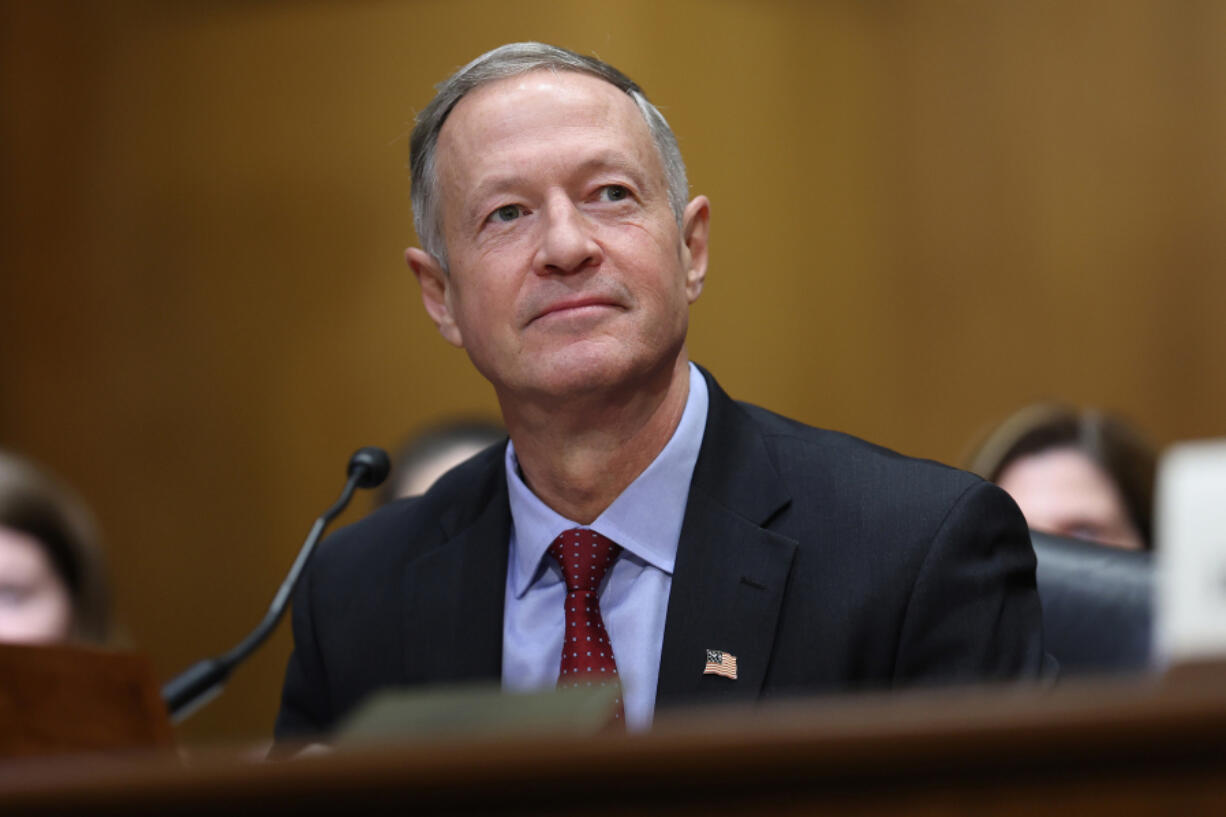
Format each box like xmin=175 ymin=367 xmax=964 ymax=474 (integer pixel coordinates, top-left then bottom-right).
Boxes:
xmin=1155 ymin=438 xmax=1226 ymax=666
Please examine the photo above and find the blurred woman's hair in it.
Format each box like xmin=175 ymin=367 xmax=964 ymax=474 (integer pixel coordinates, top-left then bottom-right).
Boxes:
xmin=966 ymin=404 xmax=1157 ymax=549
xmin=0 ymin=451 xmax=112 ymax=642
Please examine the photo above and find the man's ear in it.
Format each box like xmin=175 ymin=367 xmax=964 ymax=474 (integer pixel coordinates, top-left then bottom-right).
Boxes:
xmin=680 ymin=196 xmax=710 ymax=303
xmin=406 ymin=247 xmax=464 ymax=348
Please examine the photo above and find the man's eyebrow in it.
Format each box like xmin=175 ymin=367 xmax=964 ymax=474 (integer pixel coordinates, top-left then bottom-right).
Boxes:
xmin=573 ymin=152 xmax=651 ymax=184
xmin=469 ymin=175 xmax=530 ymax=207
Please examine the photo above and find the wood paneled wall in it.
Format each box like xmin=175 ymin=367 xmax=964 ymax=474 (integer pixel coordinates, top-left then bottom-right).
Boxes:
xmin=3 ymin=1 xmax=1223 ymax=743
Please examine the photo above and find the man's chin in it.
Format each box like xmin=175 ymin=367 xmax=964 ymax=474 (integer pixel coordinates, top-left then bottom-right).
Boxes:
xmin=508 ymin=352 xmax=659 ymax=402
xmin=524 ymin=365 xmax=627 ymax=399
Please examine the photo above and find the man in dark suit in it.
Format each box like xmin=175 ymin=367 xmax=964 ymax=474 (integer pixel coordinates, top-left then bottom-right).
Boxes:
xmin=276 ymin=43 xmax=1047 ymax=740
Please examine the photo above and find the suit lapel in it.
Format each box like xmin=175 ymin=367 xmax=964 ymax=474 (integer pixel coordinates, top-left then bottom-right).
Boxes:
xmin=401 ymin=459 xmax=510 ymax=685
xmin=657 ymin=370 xmax=797 ymax=708
xmin=393 ymin=372 xmax=797 ymax=701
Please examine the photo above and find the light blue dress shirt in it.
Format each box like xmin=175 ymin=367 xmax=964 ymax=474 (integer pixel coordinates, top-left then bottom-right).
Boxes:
xmin=501 ymin=363 xmax=709 ymax=731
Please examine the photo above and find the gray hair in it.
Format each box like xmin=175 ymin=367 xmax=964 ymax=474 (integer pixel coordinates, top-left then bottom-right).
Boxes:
xmin=409 ymin=42 xmax=690 ymax=269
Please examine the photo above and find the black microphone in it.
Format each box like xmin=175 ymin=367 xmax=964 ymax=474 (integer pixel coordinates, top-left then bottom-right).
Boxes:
xmin=161 ymin=446 xmax=391 ymax=722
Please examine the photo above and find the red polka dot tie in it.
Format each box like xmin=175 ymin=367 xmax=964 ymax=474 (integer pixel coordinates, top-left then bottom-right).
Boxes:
xmin=547 ymin=528 xmax=624 ymax=724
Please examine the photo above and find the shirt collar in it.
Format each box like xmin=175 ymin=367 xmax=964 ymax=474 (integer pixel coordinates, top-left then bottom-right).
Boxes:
xmin=506 ymin=363 xmax=709 ymax=597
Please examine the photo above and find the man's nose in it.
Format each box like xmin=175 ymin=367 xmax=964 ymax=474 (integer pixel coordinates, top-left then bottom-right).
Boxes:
xmin=533 ymin=195 xmax=602 ymax=276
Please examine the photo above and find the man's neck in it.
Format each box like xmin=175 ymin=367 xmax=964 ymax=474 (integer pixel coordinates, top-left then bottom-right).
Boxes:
xmin=502 ymin=356 xmax=692 ymax=525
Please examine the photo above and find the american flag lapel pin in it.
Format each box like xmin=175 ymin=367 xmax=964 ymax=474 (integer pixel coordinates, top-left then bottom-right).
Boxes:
xmin=704 ymin=649 xmax=738 ymax=680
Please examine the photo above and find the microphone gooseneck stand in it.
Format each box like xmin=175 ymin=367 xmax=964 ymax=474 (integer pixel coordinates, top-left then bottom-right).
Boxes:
xmin=161 ymin=446 xmax=391 ymax=722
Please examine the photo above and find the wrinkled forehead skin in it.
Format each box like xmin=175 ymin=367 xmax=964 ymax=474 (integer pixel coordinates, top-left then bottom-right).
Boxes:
xmin=432 ymin=70 xmax=671 ymax=244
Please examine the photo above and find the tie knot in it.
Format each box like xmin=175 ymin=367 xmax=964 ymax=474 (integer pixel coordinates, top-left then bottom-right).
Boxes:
xmin=547 ymin=528 xmax=621 ymax=593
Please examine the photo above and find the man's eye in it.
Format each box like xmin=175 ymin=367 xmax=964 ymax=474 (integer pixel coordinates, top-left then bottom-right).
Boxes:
xmin=599 ymin=185 xmax=630 ymax=202
xmin=491 ymin=204 xmax=523 ymax=223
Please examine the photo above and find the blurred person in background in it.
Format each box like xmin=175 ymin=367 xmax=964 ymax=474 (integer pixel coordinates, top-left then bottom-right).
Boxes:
xmin=0 ymin=450 xmax=112 ymax=644
xmin=379 ymin=419 xmax=506 ymax=504
xmin=967 ymin=405 xmax=1156 ymax=551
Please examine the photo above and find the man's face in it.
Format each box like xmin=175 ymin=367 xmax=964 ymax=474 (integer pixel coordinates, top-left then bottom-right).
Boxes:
xmin=408 ymin=70 xmax=709 ymax=403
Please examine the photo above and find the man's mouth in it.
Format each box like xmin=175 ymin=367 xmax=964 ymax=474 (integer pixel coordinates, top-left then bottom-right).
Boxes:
xmin=530 ymin=296 xmax=621 ymax=324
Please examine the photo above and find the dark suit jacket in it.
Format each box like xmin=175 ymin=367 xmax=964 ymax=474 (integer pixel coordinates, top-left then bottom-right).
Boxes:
xmin=276 ymin=368 xmax=1048 ymax=739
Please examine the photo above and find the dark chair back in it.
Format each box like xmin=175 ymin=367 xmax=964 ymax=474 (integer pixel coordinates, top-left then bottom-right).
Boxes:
xmin=1030 ymin=530 xmax=1153 ymax=676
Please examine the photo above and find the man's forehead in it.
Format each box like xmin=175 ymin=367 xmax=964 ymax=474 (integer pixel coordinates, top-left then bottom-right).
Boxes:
xmin=433 ymin=69 xmax=660 ymax=200
xmin=452 ymin=68 xmax=631 ymax=115
xmin=437 ymin=70 xmax=646 ymax=155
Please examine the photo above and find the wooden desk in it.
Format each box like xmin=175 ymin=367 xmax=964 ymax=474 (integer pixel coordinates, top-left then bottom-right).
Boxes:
xmin=2 ymin=675 xmax=1225 ymax=816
